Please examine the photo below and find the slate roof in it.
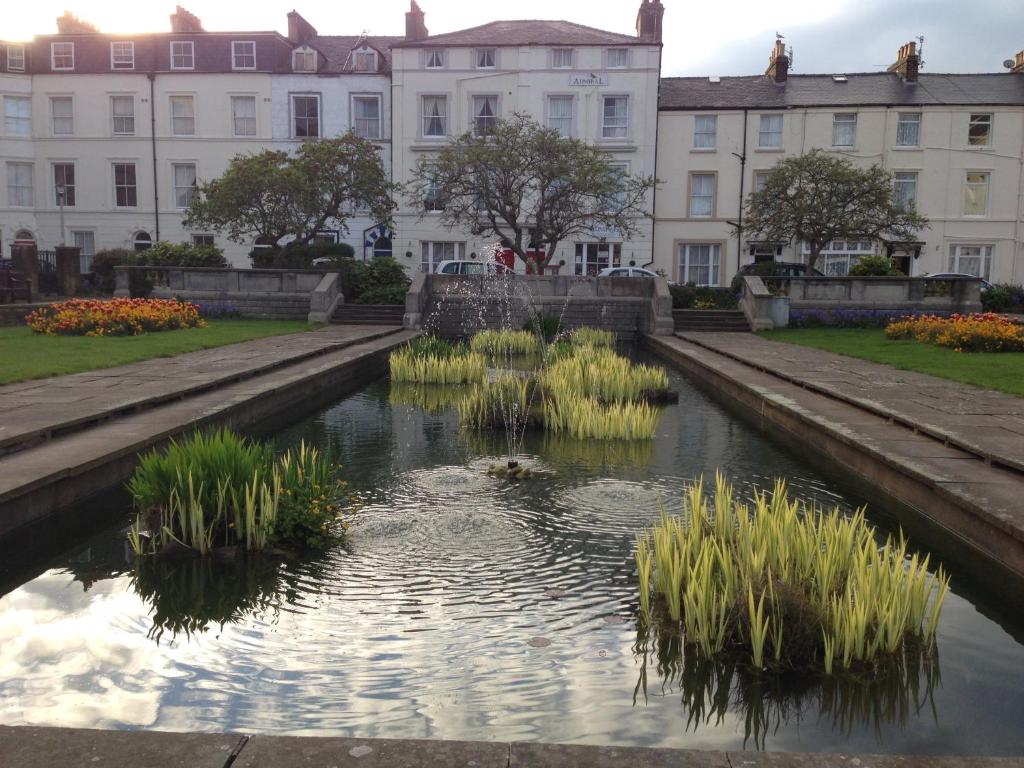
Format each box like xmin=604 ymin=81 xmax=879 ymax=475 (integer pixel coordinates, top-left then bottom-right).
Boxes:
xmin=309 ymin=35 xmax=405 ymax=72
xmin=391 ymin=20 xmax=641 ymax=48
xmin=659 ymin=73 xmax=1024 ymax=110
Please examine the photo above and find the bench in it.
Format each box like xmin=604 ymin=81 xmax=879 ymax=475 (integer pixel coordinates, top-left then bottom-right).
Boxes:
xmin=0 ymin=267 xmax=31 ymax=304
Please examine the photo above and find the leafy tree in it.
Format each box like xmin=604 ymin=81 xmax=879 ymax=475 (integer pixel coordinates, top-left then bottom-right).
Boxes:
xmin=185 ymin=134 xmax=396 ymax=249
xmin=739 ymin=150 xmax=928 ymax=271
xmin=406 ymin=113 xmax=657 ymax=271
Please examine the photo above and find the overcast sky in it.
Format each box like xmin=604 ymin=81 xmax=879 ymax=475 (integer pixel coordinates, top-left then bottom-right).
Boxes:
xmin=7 ymin=0 xmax=1024 ymax=76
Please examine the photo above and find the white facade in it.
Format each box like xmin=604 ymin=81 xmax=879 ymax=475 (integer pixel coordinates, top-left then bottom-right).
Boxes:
xmin=655 ymin=80 xmax=1024 ymax=285
xmin=389 ymin=32 xmax=661 ymax=276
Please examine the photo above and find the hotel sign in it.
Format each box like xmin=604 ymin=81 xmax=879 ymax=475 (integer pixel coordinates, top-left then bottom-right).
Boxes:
xmin=569 ymin=73 xmax=608 ymax=86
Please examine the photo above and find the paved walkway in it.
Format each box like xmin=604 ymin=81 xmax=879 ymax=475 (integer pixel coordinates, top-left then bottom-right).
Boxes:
xmin=1 ymin=727 xmax=1020 ymax=768
xmin=0 ymin=324 xmax=400 ymax=455
xmin=648 ymin=335 xmax=1024 ymax=576
xmin=678 ymin=332 xmax=1024 ymax=473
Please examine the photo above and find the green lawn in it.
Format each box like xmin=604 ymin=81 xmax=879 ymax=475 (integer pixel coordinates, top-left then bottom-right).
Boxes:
xmin=760 ymin=328 xmax=1024 ymax=397
xmin=0 ymin=319 xmax=314 ymax=385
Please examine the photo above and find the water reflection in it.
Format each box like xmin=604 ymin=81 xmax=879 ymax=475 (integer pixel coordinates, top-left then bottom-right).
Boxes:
xmin=633 ymin=624 xmax=941 ymax=750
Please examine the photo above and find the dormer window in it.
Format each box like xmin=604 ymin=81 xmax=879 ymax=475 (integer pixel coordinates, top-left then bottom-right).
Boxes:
xmin=7 ymin=45 xmax=25 ymax=72
xmin=293 ymin=47 xmax=317 ymax=73
xmin=111 ymin=41 xmax=135 ymax=70
xmin=170 ymin=41 xmax=194 ymax=70
xmin=51 ymin=42 xmax=75 ymax=71
xmin=475 ymin=48 xmax=495 ymax=69
xmin=425 ymin=49 xmax=444 ymax=69
xmin=352 ymin=49 xmax=377 ymax=72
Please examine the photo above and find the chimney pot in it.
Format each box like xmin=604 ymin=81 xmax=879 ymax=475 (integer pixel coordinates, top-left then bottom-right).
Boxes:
xmin=287 ymin=10 xmax=317 ymax=44
xmin=636 ymin=0 xmax=665 ymax=43
xmin=766 ymin=39 xmax=789 ymax=84
xmin=887 ymin=40 xmax=920 ymax=82
xmin=405 ymin=1 xmax=429 ymax=41
xmin=1012 ymin=49 xmax=1024 ymax=73
xmin=169 ymin=5 xmax=204 ymax=33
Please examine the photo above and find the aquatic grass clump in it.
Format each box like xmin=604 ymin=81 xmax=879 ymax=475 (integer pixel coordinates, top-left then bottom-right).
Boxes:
xmin=127 ymin=429 xmax=349 ymax=555
xmin=543 ymin=397 xmax=660 ymax=440
xmin=389 ymin=382 xmax=467 ymax=412
xmin=457 ymin=374 xmax=537 ymax=430
xmin=542 ymin=347 xmax=669 ymax=404
xmin=635 ymin=473 xmax=950 ymax=674
xmin=389 ymin=346 xmax=487 ymax=384
xmin=569 ymin=327 xmax=616 ymax=349
xmin=470 ymin=329 xmax=540 ymax=356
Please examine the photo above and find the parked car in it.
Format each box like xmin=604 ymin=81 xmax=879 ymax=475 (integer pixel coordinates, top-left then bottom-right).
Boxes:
xmin=923 ymin=272 xmax=993 ymax=291
xmin=730 ymin=261 xmax=825 ymax=293
xmin=598 ymin=267 xmax=659 ymax=278
xmin=435 ymin=260 xmax=513 ymax=275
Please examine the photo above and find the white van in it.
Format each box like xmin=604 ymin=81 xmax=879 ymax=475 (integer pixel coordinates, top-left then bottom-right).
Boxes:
xmin=435 ymin=260 xmax=513 ymax=275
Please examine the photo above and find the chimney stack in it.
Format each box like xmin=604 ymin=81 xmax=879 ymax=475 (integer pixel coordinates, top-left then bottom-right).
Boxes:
xmin=1011 ymin=49 xmax=1024 ymax=73
xmin=169 ymin=5 xmax=204 ymax=33
xmin=888 ymin=41 xmax=920 ymax=82
xmin=287 ymin=10 xmax=317 ymax=44
xmin=766 ymin=39 xmax=790 ymax=84
xmin=636 ymin=0 xmax=665 ymax=43
xmin=56 ymin=12 xmax=98 ymax=34
xmin=405 ymin=1 xmax=429 ymax=41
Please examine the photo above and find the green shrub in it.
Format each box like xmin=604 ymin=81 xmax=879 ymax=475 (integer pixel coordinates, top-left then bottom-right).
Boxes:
xmin=90 ymin=249 xmax=136 ymax=293
xmin=127 ymin=429 xmax=348 ymax=555
xmin=353 ymin=257 xmax=411 ymax=304
xmin=982 ymin=283 xmax=1024 ymax=313
xmin=144 ymin=241 xmax=228 ymax=268
xmin=670 ymin=284 xmax=739 ymax=309
xmin=848 ymin=254 xmax=903 ymax=276
xmin=523 ymin=313 xmax=561 ymax=342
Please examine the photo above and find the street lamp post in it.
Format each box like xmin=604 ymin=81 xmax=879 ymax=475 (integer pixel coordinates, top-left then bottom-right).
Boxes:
xmin=55 ymin=183 xmax=66 ymax=246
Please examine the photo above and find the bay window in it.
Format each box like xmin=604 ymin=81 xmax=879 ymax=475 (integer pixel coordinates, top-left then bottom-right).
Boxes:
xmin=678 ymin=243 xmax=721 ymax=286
xmin=948 ymin=244 xmax=993 ymax=280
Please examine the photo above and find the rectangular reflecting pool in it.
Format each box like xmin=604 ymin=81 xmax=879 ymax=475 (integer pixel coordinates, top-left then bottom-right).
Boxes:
xmin=1 ymin=360 xmax=1023 ymax=754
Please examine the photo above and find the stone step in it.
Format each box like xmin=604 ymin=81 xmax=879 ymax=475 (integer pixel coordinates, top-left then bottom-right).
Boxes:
xmin=331 ymin=304 xmax=405 ymax=325
xmin=674 ymin=325 xmax=750 ymax=333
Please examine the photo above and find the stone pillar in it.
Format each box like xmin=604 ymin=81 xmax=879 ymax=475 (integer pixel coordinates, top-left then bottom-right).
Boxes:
xmin=54 ymin=246 xmax=82 ymax=296
xmin=10 ymin=244 xmax=39 ymax=298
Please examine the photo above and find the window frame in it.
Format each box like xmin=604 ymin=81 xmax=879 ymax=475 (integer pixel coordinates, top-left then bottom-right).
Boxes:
xmin=968 ymin=113 xmax=992 ymax=147
xmin=110 ymin=41 xmax=135 ymax=70
xmin=229 ymin=94 xmax=257 ymax=137
xmin=231 ymin=40 xmax=257 ymax=71
xmin=424 ymin=49 xmax=445 ymax=69
xmin=677 ymin=242 xmax=722 ymax=286
xmin=6 ymin=161 xmax=34 ymax=208
xmin=896 ymin=112 xmax=921 ymax=147
xmin=292 ymin=47 xmax=317 ymax=73
xmin=71 ymin=230 xmax=95 ymax=272
xmin=50 ymin=42 xmax=74 ymax=71
xmin=112 ymin=162 xmax=138 ymax=208
xmin=4 ymin=96 xmax=31 ymax=137
xmin=606 ymin=48 xmax=629 ymax=68
xmin=601 ymin=95 xmax=629 ymax=140
xmin=52 ymin=162 xmax=76 ymax=207
xmin=192 ymin=234 xmax=215 ymax=247
xmin=832 ymin=112 xmax=857 ymax=148
xmin=421 ymin=94 xmax=448 ymax=138
xmin=170 ymin=40 xmax=195 ymax=71
xmin=753 ymin=170 xmax=771 ymax=194
xmin=948 ymin=244 xmax=994 ymax=281
xmin=545 ymin=94 xmax=574 ymax=138
xmin=420 ymin=241 xmax=465 ymax=273
xmin=688 ymin=172 xmax=717 ymax=218
xmin=693 ymin=114 xmax=716 ymax=150
xmin=172 ymin=162 xmax=197 ymax=210
xmin=352 ymin=49 xmax=377 ymax=72
xmin=7 ymin=45 xmax=25 ymax=72
xmin=475 ymin=48 xmax=496 ymax=69
xmin=351 ymin=93 xmax=382 ymax=139
xmin=49 ymin=96 xmax=74 ymax=137
xmin=893 ymin=170 xmax=918 ymax=211
xmin=758 ymin=113 xmax=783 ymax=149
xmin=471 ymin=94 xmax=499 ymax=137
xmin=169 ymin=94 xmax=196 ymax=136
xmin=963 ymin=171 xmax=991 ymax=217
xmin=291 ymin=93 xmax=321 ymax=139
xmin=551 ymin=48 xmax=575 ymax=68
xmin=805 ymin=240 xmax=877 ymax=276
xmin=111 ymin=95 xmax=135 ymax=136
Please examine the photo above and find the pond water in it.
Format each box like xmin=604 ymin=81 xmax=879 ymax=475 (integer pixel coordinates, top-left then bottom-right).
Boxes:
xmin=1 ymin=360 xmax=1023 ymax=754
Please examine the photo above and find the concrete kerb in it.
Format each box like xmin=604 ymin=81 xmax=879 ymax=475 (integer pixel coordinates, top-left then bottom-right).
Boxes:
xmin=1 ymin=728 xmax=1022 ymax=768
xmin=644 ymin=334 xmax=1024 ymax=578
xmin=676 ymin=332 xmax=1024 ymax=475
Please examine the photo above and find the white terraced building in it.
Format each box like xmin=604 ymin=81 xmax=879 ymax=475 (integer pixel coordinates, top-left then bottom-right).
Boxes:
xmin=654 ymin=41 xmax=1024 ymax=285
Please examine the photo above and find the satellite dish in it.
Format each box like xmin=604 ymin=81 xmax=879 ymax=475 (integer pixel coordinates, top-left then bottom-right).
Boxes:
xmin=1004 ymin=59 xmax=1016 ymax=69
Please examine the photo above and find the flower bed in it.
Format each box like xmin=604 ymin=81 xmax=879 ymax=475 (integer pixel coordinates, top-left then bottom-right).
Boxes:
xmin=26 ymin=298 xmax=204 ymax=336
xmin=886 ymin=313 xmax=1024 ymax=353
xmin=790 ymin=308 xmax=949 ymax=329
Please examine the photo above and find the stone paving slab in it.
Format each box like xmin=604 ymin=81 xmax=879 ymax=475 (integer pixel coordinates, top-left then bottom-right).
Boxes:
xmin=0 ymin=324 xmax=401 ymax=455
xmin=647 ymin=335 xmax=1024 ymax=576
xmin=510 ymin=742 xmax=729 ymax=766
xmin=0 ymin=726 xmax=242 ymax=767
xmin=234 ymin=735 xmax=509 ymax=767
xmin=0 ymin=331 xmax=418 ymax=535
xmin=677 ymin=332 xmax=1024 ymax=473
